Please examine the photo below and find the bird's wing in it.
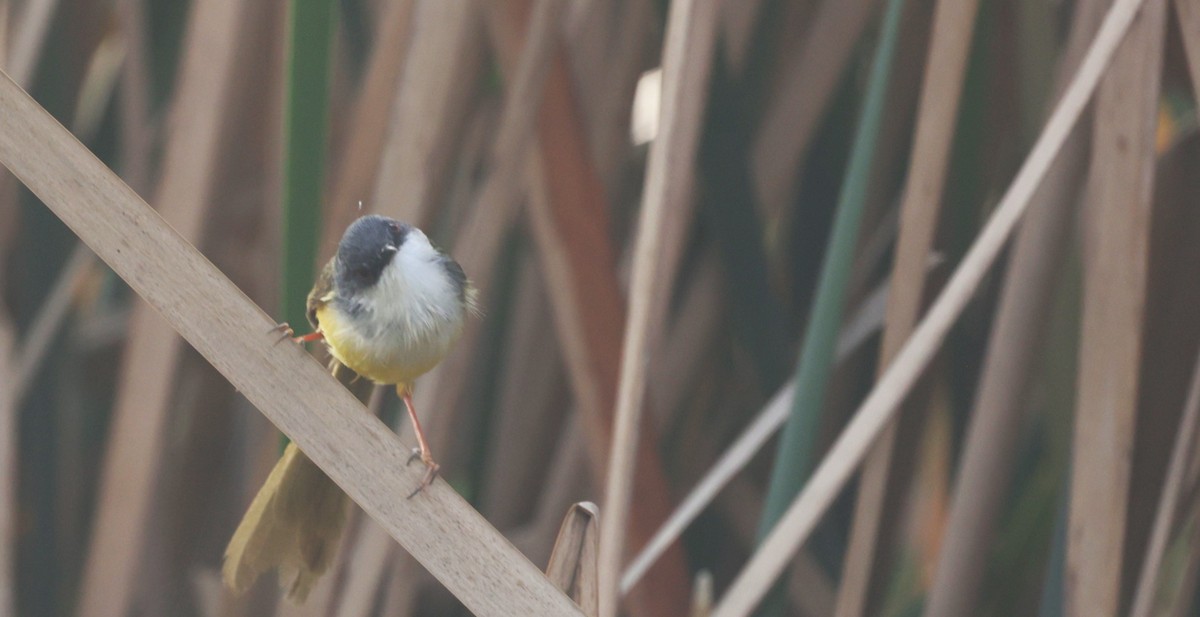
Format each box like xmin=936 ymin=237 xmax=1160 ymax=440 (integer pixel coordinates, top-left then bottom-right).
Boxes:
xmin=306 ymin=258 xmax=337 ymax=330
xmin=438 ymin=254 xmax=480 ymax=315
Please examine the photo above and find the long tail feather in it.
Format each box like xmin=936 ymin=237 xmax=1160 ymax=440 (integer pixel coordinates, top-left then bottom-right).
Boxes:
xmin=222 ymin=442 xmax=350 ymax=603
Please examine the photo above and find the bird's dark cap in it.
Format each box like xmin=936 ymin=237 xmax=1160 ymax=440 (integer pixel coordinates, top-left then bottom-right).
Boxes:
xmin=335 ymin=215 xmax=412 ymax=294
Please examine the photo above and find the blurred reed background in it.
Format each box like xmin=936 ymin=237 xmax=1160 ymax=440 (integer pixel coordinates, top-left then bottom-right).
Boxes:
xmin=0 ymin=0 xmax=1198 ymax=616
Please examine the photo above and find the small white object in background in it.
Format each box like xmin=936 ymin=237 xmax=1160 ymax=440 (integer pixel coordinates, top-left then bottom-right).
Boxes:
xmin=630 ymin=68 xmax=663 ymax=146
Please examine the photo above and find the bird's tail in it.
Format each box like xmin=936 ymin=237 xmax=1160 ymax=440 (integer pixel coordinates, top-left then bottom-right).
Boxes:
xmin=222 ymin=442 xmax=350 ymax=603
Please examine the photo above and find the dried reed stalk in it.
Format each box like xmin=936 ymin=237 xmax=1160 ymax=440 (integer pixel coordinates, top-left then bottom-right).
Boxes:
xmin=922 ymin=0 xmax=1106 ymax=613
xmin=1131 ymin=348 xmax=1200 ymax=616
xmin=622 ymin=270 xmax=900 ymax=594
xmin=77 ymin=1 xmax=249 ymax=614
xmin=0 ymin=318 xmax=13 ymax=617
xmin=1066 ymin=0 xmax=1165 ymax=613
xmin=835 ymin=1 xmax=979 ymax=613
xmin=710 ymin=0 xmax=1151 ymax=613
xmin=1174 ymin=0 xmax=1200 ymax=103
xmin=370 ymin=1 xmax=481 ymax=228
xmin=330 ymin=520 xmax=395 ymax=617
xmin=491 ymin=0 xmax=692 ymax=613
xmin=9 ymin=243 xmax=92 ymax=403
xmin=116 ymin=0 xmax=151 ymax=192
xmin=650 ymin=249 xmax=723 ymax=429
xmin=547 ymin=502 xmax=601 ymax=617
xmin=509 ymin=414 xmax=592 ymax=563
xmin=319 ymin=0 xmax=413 ymax=259
xmin=751 ymin=0 xmax=875 ymax=225
xmin=597 ymin=0 xmax=718 ymax=614
xmin=481 ymin=254 xmax=566 ymax=526
xmin=564 ymin=0 xmax=655 ymax=189
xmin=1165 ymin=498 xmax=1200 ymax=617
xmin=5 ymin=0 xmax=59 ymax=87
xmin=721 ymin=1 xmax=764 ymax=72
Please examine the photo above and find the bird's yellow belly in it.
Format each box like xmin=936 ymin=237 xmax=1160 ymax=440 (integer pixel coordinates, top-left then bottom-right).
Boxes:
xmin=316 ymin=305 xmax=455 ymax=386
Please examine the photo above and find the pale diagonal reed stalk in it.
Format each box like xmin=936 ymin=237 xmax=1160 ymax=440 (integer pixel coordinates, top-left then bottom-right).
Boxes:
xmin=709 ymin=0 xmax=1151 ymax=613
xmin=0 ymin=66 xmax=583 ymax=617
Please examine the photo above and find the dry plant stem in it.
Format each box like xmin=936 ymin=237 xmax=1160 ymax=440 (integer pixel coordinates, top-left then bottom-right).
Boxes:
xmin=0 ymin=69 xmax=583 ymax=617
xmin=710 ymin=0 xmax=1151 ymax=613
xmin=1175 ymin=0 xmax=1200 ymax=103
xmin=0 ymin=0 xmax=61 ymax=255
xmin=708 ymin=478 xmax=836 ymax=617
xmin=565 ymin=0 xmax=655 ymax=188
xmin=523 ymin=125 xmax=690 ymax=617
xmin=623 ymin=381 xmax=793 ymax=592
xmin=370 ymin=0 xmax=480 ymax=228
xmin=77 ymin=0 xmax=247 ymax=614
xmin=116 ymin=0 xmax=152 ymax=193
xmin=546 ymin=502 xmax=601 ymax=617
xmin=597 ymin=0 xmax=719 ymax=615
xmin=509 ymin=413 xmax=592 ymax=562
xmin=319 ymin=0 xmax=413 ymax=258
xmin=483 ymin=0 xmax=567 ymax=198
xmin=691 ymin=571 xmax=715 ymax=617
xmin=13 ymin=0 xmax=146 ymax=404
xmin=0 ymin=319 xmax=14 ymax=617
xmin=922 ymin=0 xmax=1105 ymax=613
xmin=1067 ymin=0 xmax=1165 ymax=613
xmin=490 ymin=0 xmax=691 ymax=613
xmin=5 ymin=0 xmax=59 ymax=87
xmin=623 ymin=269 xmax=898 ymax=593
xmin=317 ymin=397 xmax=392 ymax=617
xmin=456 ymin=0 xmax=567 ymax=263
xmin=482 ymin=255 xmax=566 ymax=525
xmin=720 ymin=1 xmax=762 ymax=72
xmin=651 ymin=249 xmax=723 ymax=428
xmin=1150 ymin=489 xmax=1200 ymax=616
xmin=788 ymin=553 xmax=834 ymax=617
xmin=330 ymin=395 xmax=395 ymax=617
xmin=751 ymin=0 xmax=875 ymax=223
xmin=1131 ymin=349 xmax=1200 ymax=616
xmin=835 ymin=1 xmax=979 ymax=614
xmin=332 ymin=520 xmax=396 ymax=617
xmin=1166 ymin=501 xmax=1200 ymax=617
xmin=10 ymin=242 xmax=92 ymax=403
xmin=378 ymin=567 xmax=436 ymax=617
xmin=0 ymin=27 xmax=10 ymax=607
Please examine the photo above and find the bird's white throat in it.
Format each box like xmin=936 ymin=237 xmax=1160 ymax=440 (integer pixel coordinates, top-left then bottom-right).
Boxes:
xmin=351 ymin=229 xmax=465 ymax=351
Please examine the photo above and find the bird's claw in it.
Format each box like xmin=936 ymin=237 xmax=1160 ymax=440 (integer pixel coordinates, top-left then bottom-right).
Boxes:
xmin=406 ymin=448 xmax=440 ymax=499
xmin=270 ymin=322 xmax=295 ymax=346
xmin=269 ymin=322 xmax=322 ymax=345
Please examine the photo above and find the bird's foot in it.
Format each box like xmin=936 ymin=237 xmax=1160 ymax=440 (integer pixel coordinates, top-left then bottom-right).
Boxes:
xmin=406 ymin=447 xmax=440 ymax=499
xmin=269 ymin=322 xmax=323 ymax=345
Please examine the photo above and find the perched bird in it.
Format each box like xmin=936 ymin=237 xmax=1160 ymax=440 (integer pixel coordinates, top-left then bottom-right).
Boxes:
xmin=223 ymin=214 xmax=476 ymax=602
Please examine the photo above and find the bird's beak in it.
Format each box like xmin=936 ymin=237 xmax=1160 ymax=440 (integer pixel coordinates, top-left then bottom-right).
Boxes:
xmin=383 ymin=244 xmax=398 ymax=255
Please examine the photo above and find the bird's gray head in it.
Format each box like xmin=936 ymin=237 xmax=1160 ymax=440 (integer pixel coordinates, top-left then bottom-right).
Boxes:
xmin=335 ymin=215 xmax=411 ymax=295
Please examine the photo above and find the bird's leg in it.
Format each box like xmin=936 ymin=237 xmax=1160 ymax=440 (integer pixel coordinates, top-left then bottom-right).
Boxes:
xmin=401 ymin=388 xmax=439 ymax=498
xmin=269 ymin=322 xmax=324 ymax=345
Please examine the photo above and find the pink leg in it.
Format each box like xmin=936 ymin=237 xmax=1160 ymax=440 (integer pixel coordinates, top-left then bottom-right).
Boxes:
xmin=401 ymin=389 xmax=439 ymax=498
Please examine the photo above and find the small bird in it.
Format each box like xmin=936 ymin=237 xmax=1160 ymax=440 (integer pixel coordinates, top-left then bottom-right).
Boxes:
xmin=223 ymin=214 xmax=476 ymax=602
